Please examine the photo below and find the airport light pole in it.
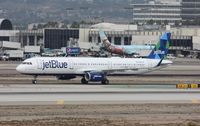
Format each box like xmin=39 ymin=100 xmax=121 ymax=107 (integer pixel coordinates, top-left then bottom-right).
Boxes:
xmin=124 ymin=5 xmax=133 ymax=45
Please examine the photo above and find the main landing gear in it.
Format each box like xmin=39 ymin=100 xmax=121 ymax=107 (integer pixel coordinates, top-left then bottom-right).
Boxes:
xmin=81 ymin=77 xmax=88 ymax=84
xmin=101 ymin=78 xmax=109 ymax=85
xmin=32 ymin=75 xmax=38 ymax=84
xmin=81 ymin=77 xmax=109 ymax=85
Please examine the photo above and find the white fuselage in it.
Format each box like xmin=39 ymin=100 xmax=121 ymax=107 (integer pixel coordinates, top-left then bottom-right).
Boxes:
xmin=16 ymin=57 xmax=172 ymax=76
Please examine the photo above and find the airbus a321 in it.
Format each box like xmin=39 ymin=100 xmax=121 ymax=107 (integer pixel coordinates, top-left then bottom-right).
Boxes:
xmin=16 ymin=32 xmax=172 ymax=84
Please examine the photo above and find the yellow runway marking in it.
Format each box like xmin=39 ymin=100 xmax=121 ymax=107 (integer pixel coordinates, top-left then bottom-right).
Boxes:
xmin=190 ymin=84 xmax=198 ymax=89
xmin=192 ymin=99 xmax=199 ymax=104
xmin=56 ymin=99 xmax=65 ymax=105
xmin=176 ymin=83 xmax=200 ymax=89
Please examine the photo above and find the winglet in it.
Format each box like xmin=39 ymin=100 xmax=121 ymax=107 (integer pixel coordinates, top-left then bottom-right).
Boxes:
xmin=156 ymin=57 xmax=164 ymax=67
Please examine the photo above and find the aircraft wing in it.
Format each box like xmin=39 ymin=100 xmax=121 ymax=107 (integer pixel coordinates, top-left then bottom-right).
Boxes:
xmin=76 ymin=58 xmax=171 ymax=74
xmin=77 ymin=67 xmax=141 ymax=74
xmin=123 ymin=49 xmax=137 ymax=55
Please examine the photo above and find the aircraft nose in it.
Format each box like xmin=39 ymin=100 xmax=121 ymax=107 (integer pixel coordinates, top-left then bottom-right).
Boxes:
xmin=16 ymin=65 xmax=23 ymax=73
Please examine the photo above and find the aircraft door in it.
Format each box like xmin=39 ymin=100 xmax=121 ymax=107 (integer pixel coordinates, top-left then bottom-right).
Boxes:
xmin=148 ymin=61 xmax=154 ymax=68
xmin=68 ymin=60 xmax=74 ymax=70
xmin=37 ymin=59 xmax=43 ymax=69
xmin=108 ymin=61 xmax=112 ymax=70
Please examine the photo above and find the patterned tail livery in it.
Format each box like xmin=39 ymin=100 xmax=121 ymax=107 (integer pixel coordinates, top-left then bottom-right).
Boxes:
xmin=148 ymin=32 xmax=171 ymax=59
xmin=99 ymin=30 xmax=111 ymax=48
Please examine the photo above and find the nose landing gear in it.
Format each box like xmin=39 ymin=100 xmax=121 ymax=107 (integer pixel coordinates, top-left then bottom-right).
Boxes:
xmin=101 ymin=78 xmax=109 ymax=85
xmin=32 ymin=75 xmax=38 ymax=84
xmin=81 ymin=77 xmax=109 ymax=85
xmin=81 ymin=77 xmax=88 ymax=84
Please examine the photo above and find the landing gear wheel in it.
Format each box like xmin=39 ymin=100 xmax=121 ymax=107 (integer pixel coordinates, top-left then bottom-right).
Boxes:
xmin=32 ymin=80 xmax=37 ymax=84
xmin=32 ymin=75 xmax=38 ymax=84
xmin=81 ymin=78 xmax=88 ymax=84
xmin=101 ymin=79 xmax=109 ymax=85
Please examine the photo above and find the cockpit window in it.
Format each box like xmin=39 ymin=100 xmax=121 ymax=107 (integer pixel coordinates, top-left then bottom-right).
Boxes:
xmin=22 ymin=62 xmax=32 ymax=65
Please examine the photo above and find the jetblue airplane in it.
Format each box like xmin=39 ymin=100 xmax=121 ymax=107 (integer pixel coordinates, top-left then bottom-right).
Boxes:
xmin=16 ymin=32 xmax=172 ymax=84
xmin=99 ymin=30 xmax=155 ymax=56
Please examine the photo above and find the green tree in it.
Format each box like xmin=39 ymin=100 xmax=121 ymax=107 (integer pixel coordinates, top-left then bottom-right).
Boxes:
xmin=147 ymin=19 xmax=154 ymax=25
xmin=80 ymin=20 xmax=86 ymax=24
xmin=156 ymin=20 xmax=161 ymax=25
xmin=37 ymin=24 xmax=44 ymax=29
xmin=71 ymin=21 xmax=80 ymax=28
xmin=164 ymin=20 xmax=168 ymax=25
xmin=32 ymin=24 xmax=37 ymax=30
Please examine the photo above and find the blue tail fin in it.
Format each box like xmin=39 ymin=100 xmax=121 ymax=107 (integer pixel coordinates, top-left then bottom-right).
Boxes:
xmin=148 ymin=32 xmax=171 ymax=59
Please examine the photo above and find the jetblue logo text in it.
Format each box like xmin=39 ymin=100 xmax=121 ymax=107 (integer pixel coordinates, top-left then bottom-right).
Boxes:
xmin=42 ymin=60 xmax=68 ymax=70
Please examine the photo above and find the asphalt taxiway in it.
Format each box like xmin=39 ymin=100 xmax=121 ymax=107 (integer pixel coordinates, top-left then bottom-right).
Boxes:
xmin=0 ymin=59 xmax=199 ymax=105
xmin=0 ymin=84 xmax=199 ymax=105
xmin=0 ymin=60 xmax=200 ymax=125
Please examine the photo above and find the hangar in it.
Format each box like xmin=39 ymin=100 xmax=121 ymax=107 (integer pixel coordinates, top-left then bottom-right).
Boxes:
xmin=0 ymin=19 xmax=13 ymax=30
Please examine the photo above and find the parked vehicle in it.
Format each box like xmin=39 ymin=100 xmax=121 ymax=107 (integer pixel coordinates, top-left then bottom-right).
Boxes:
xmin=4 ymin=50 xmax=24 ymax=61
xmin=0 ymin=55 xmax=9 ymax=61
xmin=177 ymin=54 xmax=184 ymax=58
xmin=167 ymin=54 xmax=176 ymax=59
xmin=61 ymin=47 xmax=81 ymax=56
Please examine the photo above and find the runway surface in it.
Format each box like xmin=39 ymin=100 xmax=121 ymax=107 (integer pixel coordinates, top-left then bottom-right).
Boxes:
xmin=0 ymin=60 xmax=199 ymax=105
xmin=0 ymin=60 xmax=200 ymax=125
xmin=0 ymin=60 xmax=200 ymax=84
xmin=0 ymin=85 xmax=200 ymax=105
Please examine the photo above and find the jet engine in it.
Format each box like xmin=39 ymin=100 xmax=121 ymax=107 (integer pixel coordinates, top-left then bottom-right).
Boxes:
xmin=85 ymin=72 xmax=105 ymax=82
xmin=56 ymin=75 xmax=76 ymax=80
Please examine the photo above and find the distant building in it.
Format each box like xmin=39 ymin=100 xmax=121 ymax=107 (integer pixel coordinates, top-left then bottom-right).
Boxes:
xmin=87 ymin=23 xmax=194 ymax=54
xmin=0 ymin=19 xmax=13 ymax=30
xmin=16 ymin=28 xmax=79 ymax=49
xmin=44 ymin=29 xmax=79 ymax=49
xmin=88 ymin=30 xmax=193 ymax=55
xmin=0 ymin=18 xmax=200 ymax=56
xmin=131 ymin=0 xmax=200 ymax=24
xmin=181 ymin=0 xmax=200 ymax=21
xmin=18 ymin=30 xmax=43 ymax=47
xmin=0 ymin=19 xmax=16 ymax=42
xmin=131 ymin=0 xmax=181 ymax=24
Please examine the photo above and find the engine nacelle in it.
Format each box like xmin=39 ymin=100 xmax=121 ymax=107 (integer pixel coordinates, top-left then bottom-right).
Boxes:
xmin=56 ymin=75 xmax=76 ymax=80
xmin=85 ymin=72 xmax=105 ymax=82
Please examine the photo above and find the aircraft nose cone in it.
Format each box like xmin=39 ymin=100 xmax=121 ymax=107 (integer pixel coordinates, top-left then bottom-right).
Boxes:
xmin=16 ymin=65 xmax=23 ymax=73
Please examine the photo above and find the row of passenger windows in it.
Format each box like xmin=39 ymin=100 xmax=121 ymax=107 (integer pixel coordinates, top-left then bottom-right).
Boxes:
xmin=74 ymin=63 xmax=108 ymax=66
xmin=73 ymin=63 xmax=145 ymax=67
